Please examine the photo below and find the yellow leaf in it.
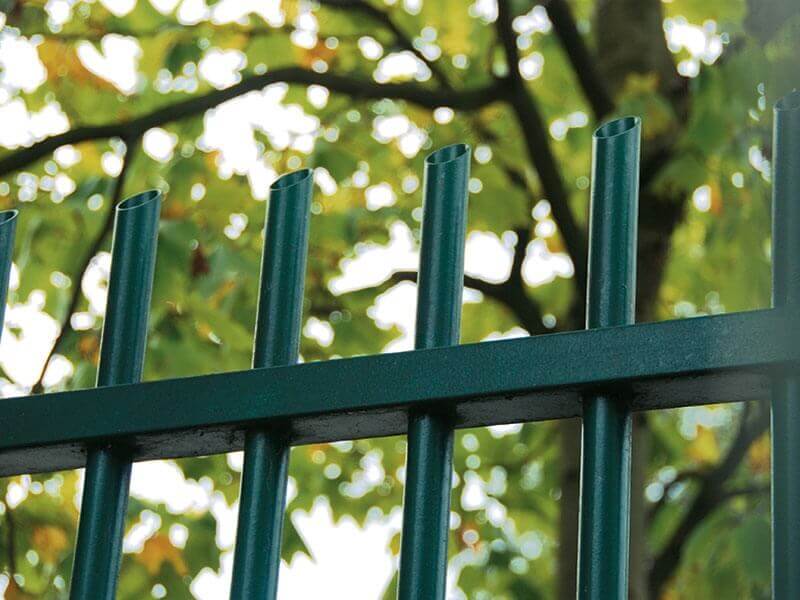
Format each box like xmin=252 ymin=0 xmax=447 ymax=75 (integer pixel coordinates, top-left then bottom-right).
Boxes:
xmin=659 ymin=587 xmax=678 ymax=600
xmin=78 ymin=334 xmax=99 ymax=361
xmin=162 ymin=200 xmax=188 ymax=220
xmin=439 ymin=15 xmax=472 ymax=55
xmin=208 ymin=279 xmax=237 ymax=309
xmin=5 ymin=579 xmax=35 ymax=600
xmin=300 ymin=41 xmax=337 ymax=70
xmin=32 ymin=525 xmax=69 ymax=563
xmin=748 ymin=433 xmax=771 ymax=475
xmin=135 ymin=534 xmax=188 ymax=576
xmin=688 ymin=426 xmax=720 ymax=464
xmin=38 ymin=40 xmax=117 ymax=92
xmin=709 ymin=179 xmax=724 ymax=215
xmin=618 ymin=72 xmax=676 ymax=139
xmin=196 ymin=322 xmax=213 ymax=340
xmin=389 ymin=531 xmax=401 ymax=555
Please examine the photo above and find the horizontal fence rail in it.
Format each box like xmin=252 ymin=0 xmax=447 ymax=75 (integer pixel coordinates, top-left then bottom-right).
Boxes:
xmin=0 ymin=307 xmax=796 ymax=475
xmin=0 ymin=91 xmax=798 ymax=599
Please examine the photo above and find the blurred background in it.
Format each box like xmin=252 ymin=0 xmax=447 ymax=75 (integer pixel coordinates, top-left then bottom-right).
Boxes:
xmin=0 ymin=0 xmax=797 ymax=597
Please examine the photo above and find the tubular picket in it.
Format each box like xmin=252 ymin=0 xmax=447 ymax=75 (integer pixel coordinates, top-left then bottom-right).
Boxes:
xmin=397 ymin=144 xmax=470 ymax=600
xmin=69 ymin=190 xmax=161 ymax=600
xmin=771 ymin=90 xmax=800 ymax=600
xmin=577 ymin=117 xmax=640 ymax=600
xmin=230 ymin=169 xmax=313 ymax=600
xmin=0 ymin=209 xmax=17 ymax=339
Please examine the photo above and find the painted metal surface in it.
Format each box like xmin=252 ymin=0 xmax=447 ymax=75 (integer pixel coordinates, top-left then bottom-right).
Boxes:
xmin=0 ymin=209 xmax=18 ymax=340
xmin=577 ymin=117 xmax=640 ymax=600
xmin=69 ymin=190 xmax=161 ymax=600
xmin=230 ymin=169 xmax=312 ymax=600
xmin=0 ymin=93 xmax=795 ymax=597
xmin=0 ymin=67 xmax=796 ymax=600
xmin=0 ymin=307 xmax=794 ymax=476
xmin=398 ymin=144 xmax=470 ymax=600
xmin=771 ymin=90 xmax=800 ymax=600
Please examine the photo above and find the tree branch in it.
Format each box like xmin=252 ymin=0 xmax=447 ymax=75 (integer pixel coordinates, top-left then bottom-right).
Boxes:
xmin=720 ymin=482 xmax=769 ymax=502
xmin=319 ymin=0 xmax=453 ymax=89
xmin=334 ymin=270 xmax=508 ymax=306
xmin=496 ymin=1 xmax=587 ymax=299
xmin=386 ymin=270 xmax=501 ymax=296
xmin=30 ymin=137 xmax=140 ymax=393
xmin=333 ymin=112 xmax=550 ymax=335
xmin=27 ymin=23 xmax=296 ymax=42
xmin=542 ymin=0 xmax=615 ymax=120
xmin=0 ymin=67 xmax=507 ymax=176
xmin=649 ymin=403 xmax=770 ymax=596
xmin=343 ymin=255 xmax=548 ymax=335
xmin=647 ymin=467 xmax=704 ymax=521
xmin=468 ymin=118 xmax=554 ymax=326
xmin=503 ymin=227 xmax=550 ymax=334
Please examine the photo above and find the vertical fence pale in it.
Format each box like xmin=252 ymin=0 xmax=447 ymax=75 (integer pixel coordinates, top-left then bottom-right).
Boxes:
xmin=577 ymin=117 xmax=640 ymax=600
xmin=230 ymin=169 xmax=313 ymax=600
xmin=69 ymin=190 xmax=161 ymax=600
xmin=397 ymin=144 xmax=470 ymax=600
xmin=771 ymin=90 xmax=800 ymax=600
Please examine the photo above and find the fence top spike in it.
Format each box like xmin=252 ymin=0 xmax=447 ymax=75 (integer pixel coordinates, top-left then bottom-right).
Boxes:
xmin=426 ymin=142 xmax=470 ymax=165
xmin=271 ymin=168 xmax=313 ymax=192
xmin=0 ymin=209 xmax=18 ymax=226
xmin=117 ymin=189 xmax=161 ymax=211
xmin=594 ymin=115 xmax=640 ymax=140
xmin=776 ymin=89 xmax=800 ymax=112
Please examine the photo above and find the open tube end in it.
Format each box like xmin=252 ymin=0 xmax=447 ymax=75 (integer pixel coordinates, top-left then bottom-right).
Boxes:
xmin=271 ymin=168 xmax=313 ymax=192
xmin=117 ymin=189 xmax=161 ymax=212
xmin=0 ymin=210 xmax=19 ymax=228
xmin=426 ymin=143 xmax=470 ymax=165
xmin=776 ymin=90 xmax=800 ymax=113
xmin=594 ymin=116 xmax=640 ymax=140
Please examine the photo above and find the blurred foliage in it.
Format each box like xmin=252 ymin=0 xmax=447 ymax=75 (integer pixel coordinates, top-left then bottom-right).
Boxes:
xmin=0 ymin=0 xmax=797 ymax=598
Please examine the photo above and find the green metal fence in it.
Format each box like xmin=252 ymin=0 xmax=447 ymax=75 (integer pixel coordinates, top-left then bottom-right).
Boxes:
xmin=0 ymin=91 xmax=798 ymax=599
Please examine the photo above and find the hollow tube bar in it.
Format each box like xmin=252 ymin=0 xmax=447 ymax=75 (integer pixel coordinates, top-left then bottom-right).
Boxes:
xmin=772 ymin=90 xmax=800 ymax=600
xmin=397 ymin=144 xmax=470 ymax=600
xmin=0 ymin=210 xmax=18 ymax=340
xmin=69 ymin=190 xmax=161 ymax=600
xmin=230 ymin=169 xmax=313 ymax=600
xmin=577 ymin=117 xmax=640 ymax=600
